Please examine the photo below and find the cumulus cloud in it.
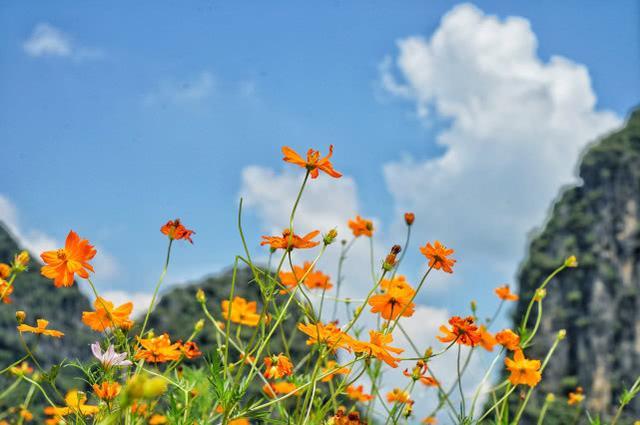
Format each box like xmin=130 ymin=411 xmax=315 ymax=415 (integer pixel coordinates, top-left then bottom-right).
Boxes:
xmin=0 ymin=194 xmax=119 ymax=280
xmin=143 ymin=71 xmax=216 ymax=106
xmin=23 ymin=23 xmax=104 ymax=60
xmin=380 ymin=3 xmax=621 ymax=275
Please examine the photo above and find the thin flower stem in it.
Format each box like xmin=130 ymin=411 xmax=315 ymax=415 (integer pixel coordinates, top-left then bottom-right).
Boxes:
xmin=390 ymin=225 xmax=411 ymax=280
xmin=469 ymin=347 xmax=505 ymax=417
xmin=331 ymin=238 xmax=355 ymax=320
xmin=369 ymin=236 xmax=377 ymax=285
xmin=519 ymin=264 xmax=565 ymax=332
xmin=139 ymin=238 xmax=173 ymax=339
xmin=476 ymin=386 xmax=516 ymax=423
xmin=343 ymin=269 xmax=388 ymax=335
xmin=457 ymin=344 xmax=466 ymax=417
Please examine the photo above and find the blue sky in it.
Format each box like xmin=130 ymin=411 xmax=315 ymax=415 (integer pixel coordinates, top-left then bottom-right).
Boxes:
xmin=1 ymin=1 xmax=638 ymax=321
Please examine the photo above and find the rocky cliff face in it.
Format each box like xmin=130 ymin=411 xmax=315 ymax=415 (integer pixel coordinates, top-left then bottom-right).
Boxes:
xmin=514 ymin=108 xmax=640 ymax=422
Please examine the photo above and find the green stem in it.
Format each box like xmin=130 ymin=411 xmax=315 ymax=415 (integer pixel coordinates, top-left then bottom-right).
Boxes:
xmin=139 ymin=238 xmax=173 ymax=339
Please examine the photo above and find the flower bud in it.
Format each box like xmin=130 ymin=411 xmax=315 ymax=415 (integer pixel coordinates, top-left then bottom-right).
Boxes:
xmin=404 ymin=212 xmax=415 ymax=226
xmin=546 ymin=393 xmax=556 ymax=403
xmin=143 ymin=377 xmax=167 ymax=398
xmin=15 ymin=310 xmax=26 ymax=324
xmin=557 ymin=329 xmax=567 ymax=340
xmin=534 ymin=288 xmax=547 ymax=301
xmin=470 ymin=300 xmax=477 ymax=313
xmin=125 ymin=375 xmax=146 ymax=399
xmin=564 ymin=255 xmax=578 ymax=268
xmin=194 ymin=319 xmax=205 ymax=332
xmin=13 ymin=251 xmax=30 ymax=271
xmin=323 ymin=228 xmax=338 ymax=245
xmin=196 ymin=289 xmax=206 ymax=304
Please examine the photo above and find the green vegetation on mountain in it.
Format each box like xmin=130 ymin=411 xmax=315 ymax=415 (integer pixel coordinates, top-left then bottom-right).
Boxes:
xmin=512 ymin=107 xmax=640 ymax=424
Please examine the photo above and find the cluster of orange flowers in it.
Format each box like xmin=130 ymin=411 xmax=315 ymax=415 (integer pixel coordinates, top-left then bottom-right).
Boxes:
xmin=0 ymin=144 xmax=584 ymax=425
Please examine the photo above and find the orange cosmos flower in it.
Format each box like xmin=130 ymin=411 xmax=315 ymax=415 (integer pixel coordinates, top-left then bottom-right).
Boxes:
xmin=297 ymin=321 xmax=354 ymax=352
xmin=354 ymin=330 xmax=404 ymax=368
xmin=368 ymin=286 xmax=415 ymax=320
xmin=567 ymin=387 xmax=585 ymax=405
xmin=504 ymin=349 xmax=541 ymax=387
xmin=422 ymin=417 xmax=437 ymax=424
xmin=93 ymin=381 xmax=121 ymax=400
xmin=0 ymin=279 xmax=13 ymax=304
xmin=403 ymin=360 xmax=438 ymax=387
xmin=135 ymin=334 xmax=182 ymax=363
xmin=222 ymin=296 xmax=261 ymax=327
xmin=380 ymin=275 xmax=414 ymax=293
xmin=304 ymin=268 xmax=333 ymax=291
xmin=437 ymin=316 xmax=481 ymax=346
xmin=348 ymin=215 xmax=374 ymax=237
xmin=160 ymin=219 xmax=195 ymax=243
xmin=279 ymin=262 xmax=313 ymax=293
xmin=44 ymin=390 xmax=99 ymax=418
xmin=82 ymin=297 xmax=133 ymax=332
xmin=281 ymin=145 xmax=342 ymax=179
xmin=263 ymin=354 xmax=293 ymax=379
xmin=17 ymin=319 xmax=64 ymax=338
xmin=346 ymin=385 xmax=373 ymax=402
xmin=179 ymin=341 xmax=202 ymax=359
xmin=386 ymin=388 xmax=411 ymax=404
xmin=494 ymin=284 xmax=519 ymax=301
xmin=262 ymin=381 xmax=299 ymax=398
xmin=261 ymin=229 xmax=320 ymax=251
xmin=229 ymin=419 xmax=250 ymax=425
xmin=0 ymin=263 xmax=10 ymax=279
xmin=320 ymin=360 xmax=351 ymax=382
xmin=419 ymin=241 xmax=456 ymax=273
xmin=495 ymin=329 xmax=521 ymax=351
xmin=478 ymin=325 xmax=497 ymax=351
xmin=40 ymin=230 xmax=96 ymax=287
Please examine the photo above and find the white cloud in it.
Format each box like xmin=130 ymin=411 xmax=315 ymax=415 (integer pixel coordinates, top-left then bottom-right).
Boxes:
xmin=143 ymin=71 xmax=216 ymax=105
xmin=380 ymin=3 xmax=621 ymax=275
xmin=23 ymin=23 xmax=104 ymax=60
xmin=0 ymin=194 xmax=119 ymax=280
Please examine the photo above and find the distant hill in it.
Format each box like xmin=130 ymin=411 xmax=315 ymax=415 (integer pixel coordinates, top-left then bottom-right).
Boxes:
xmin=513 ymin=107 xmax=640 ymax=423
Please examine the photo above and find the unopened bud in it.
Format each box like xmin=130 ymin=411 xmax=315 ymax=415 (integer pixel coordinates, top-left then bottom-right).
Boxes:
xmin=404 ymin=212 xmax=415 ymax=226
xmin=143 ymin=377 xmax=167 ymax=398
xmin=323 ymin=228 xmax=338 ymax=245
xmin=534 ymin=288 xmax=547 ymax=301
xmin=391 ymin=245 xmax=402 ymax=255
xmin=194 ymin=319 xmax=205 ymax=332
xmin=196 ymin=289 xmax=206 ymax=304
xmin=423 ymin=347 xmax=433 ymax=359
xmin=557 ymin=329 xmax=567 ymax=340
xmin=13 ymin=251 xmax=30 ymax=271
xmin=564 ymin=256 xmax=578 ymax=268
xmin=16 ymin=310 xmax=26 ymax=324
xmin=546 ymin=393 xmax=556 ymax=403
xmin=470 ymin=300 xmax=477 ymax=313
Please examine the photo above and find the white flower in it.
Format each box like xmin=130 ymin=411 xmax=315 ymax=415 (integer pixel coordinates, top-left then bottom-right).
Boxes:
xmin=91 ymin=342 xmax=132 ymax=368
